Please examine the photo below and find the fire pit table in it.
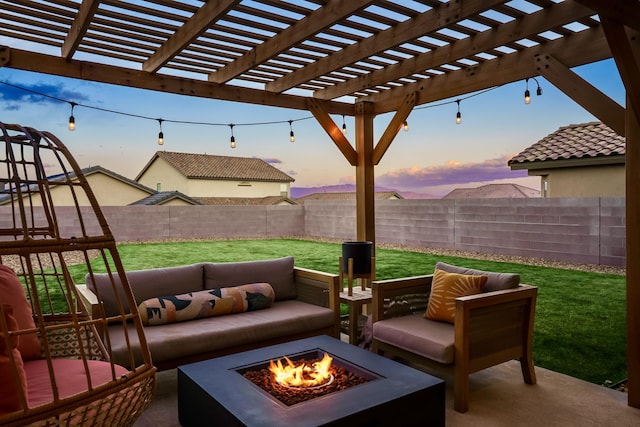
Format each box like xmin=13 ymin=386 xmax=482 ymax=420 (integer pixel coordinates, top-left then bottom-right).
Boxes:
xmin=178 ymin=335 xmax=445 ymax=426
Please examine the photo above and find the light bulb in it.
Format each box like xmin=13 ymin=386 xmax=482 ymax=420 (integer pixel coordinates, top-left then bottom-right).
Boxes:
xmin=342 ymin=122 xmax=347 ymax=134
xmin=157 ymin=131 xmax=164 ymax=145
xmin=290 ymin=130 xmax=295 ymax=142
xmin=524 ymin=89 xmax=531 ymax=104
xmin=456 ymin=111 xmax=461 ymax=125
xmin=403 ymin=120 xmax=409 ymax=132
xmin=230 ymin=135 xmax=236 ymax=149
xmin=68 ymin=115 xmax=76 ymax=131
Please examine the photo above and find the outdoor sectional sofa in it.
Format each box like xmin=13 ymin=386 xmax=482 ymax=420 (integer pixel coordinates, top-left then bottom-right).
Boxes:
xmin=77 ymin=256 xmax=340 ymax=370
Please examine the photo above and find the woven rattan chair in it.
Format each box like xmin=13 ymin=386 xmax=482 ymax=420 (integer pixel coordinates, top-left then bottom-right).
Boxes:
xmin=0 ymin=122 xmax=156 ymax=426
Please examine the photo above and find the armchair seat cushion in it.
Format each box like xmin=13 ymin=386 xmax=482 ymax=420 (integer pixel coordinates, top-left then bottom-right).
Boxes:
xmin=372 ymin=314 xmax=454 ymax=364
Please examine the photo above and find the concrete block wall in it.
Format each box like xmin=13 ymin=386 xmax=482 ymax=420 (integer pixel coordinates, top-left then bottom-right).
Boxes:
xmin=0 ymin=198 xmax=626 ymax=267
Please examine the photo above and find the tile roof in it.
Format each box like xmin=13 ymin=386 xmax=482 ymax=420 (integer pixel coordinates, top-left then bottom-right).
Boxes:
xmin=508 ymin=122 xmax=625 ymax=167
xmin=196 ymin=196 xmax=296 ymax=206
xmin=148 ymin=151 xmax=294 ymax=183
xmin=131 ymin=191 xmax=202 ymax=206
xmin=442 ymin=184 xmax=540 ymax=199
xmin=295 ymin=191 xmax=403 ymax=204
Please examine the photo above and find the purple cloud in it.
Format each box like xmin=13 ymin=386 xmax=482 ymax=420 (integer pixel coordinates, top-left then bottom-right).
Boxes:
xmin=261 ymin=157 xmax=282 ymax=164
xmin=376 ymin=154 xmax=528 ymax=189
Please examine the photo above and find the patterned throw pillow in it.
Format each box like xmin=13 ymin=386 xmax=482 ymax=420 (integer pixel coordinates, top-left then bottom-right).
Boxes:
xmin=424 ymin=269 xmax=487 ymax=324
xmin=138 ymin=283 xmax=275 ymax=326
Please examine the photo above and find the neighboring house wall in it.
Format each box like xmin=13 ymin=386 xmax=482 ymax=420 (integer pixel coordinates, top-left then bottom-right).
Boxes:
xmin=531 ymin=164 xmax=625 ymax=198
xmin=2 ymin=198 xmax=625 ymax=267
xmin=186 ymin=179 xmax=286 ymax=198
xmin=1 ymin=172 xmax=152 ymax=207
xmin=137 ymin=157 xmax=189 ymax=193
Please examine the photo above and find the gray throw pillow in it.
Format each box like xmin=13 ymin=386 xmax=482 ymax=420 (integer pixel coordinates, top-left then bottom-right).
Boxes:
xmin=435 ymin=261 xmax=520 ymax=292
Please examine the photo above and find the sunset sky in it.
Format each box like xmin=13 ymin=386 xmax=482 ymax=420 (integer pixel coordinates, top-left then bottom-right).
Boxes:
xmin=0 ymin=58 xmax=624 ymax=197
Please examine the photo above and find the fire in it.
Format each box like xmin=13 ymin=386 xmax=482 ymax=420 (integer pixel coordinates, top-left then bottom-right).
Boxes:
xmin=269 ymin=353 xmax=333 ymax=388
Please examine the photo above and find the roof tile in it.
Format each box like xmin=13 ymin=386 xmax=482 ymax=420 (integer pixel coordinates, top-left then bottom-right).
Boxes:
xmin=509 ymin=122 xmax=624 ymax=166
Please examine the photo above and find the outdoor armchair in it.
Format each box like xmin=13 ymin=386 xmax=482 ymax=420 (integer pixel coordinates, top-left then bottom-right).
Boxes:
xmin=370 ymin=263 xmax=538 ymax=413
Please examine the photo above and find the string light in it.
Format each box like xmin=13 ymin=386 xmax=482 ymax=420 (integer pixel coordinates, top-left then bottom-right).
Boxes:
xmin=341 ymin=115 xmax=347 ymax=134
xmin=403 ymin=120 xmax=409 ymax=132
xmin=524 ymin=77 xmax=542 ymax=104
xmin=229 ymin=124 xmax=236 ymax=149
xmin=157 ymin=119 xmax=164 ymax=145
xmin=455 ymin=100 xmax=462 ymax=124
xmin=68 ymin=102 xmax=77 ymax=131
xmin=289 ymin=120 xmax=295 ymax=142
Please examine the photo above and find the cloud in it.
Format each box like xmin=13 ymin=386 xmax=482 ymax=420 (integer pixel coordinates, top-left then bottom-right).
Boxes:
xmin=0 ymin=81 xmax=89 ymax=110
xmin=261 ymin=157 xmax=282 ymax=164
xmin=376 ymin=154 xmax=528 ymax=190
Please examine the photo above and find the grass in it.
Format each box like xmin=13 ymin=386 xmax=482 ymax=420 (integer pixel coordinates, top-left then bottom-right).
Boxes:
xmin=67 ymin=238 xmax=627 ymax=387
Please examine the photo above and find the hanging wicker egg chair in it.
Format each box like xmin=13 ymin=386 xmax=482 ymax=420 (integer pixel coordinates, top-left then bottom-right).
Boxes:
xmin=0 ymin=122 xmax=156 ymax=426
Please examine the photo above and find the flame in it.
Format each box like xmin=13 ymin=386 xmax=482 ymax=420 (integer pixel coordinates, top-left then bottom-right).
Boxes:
xmin=269 ymin=353 xmax=333 ymax=388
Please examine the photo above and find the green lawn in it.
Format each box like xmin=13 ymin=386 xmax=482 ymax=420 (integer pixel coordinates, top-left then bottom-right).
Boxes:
xmin=68 ymin=238 xmax=627 ymax=387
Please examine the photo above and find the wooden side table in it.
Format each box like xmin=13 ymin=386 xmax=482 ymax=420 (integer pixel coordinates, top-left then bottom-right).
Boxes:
xmin=339 ymin=287 xmax=372 ymax=345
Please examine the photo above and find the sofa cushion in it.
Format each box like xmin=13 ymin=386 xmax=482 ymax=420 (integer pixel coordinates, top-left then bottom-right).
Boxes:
xmin=373 ymin=314 xmax=455 ymax=364
xmin=138 ymin=283 xmax=275 ymax=326
xmin=108 ymin=300 xmax=334 ymax=367
xmin=0 ymin=305 xmax=27 ymax=415
xmin=0 ymin=265 xmax=41 ymax=360
xmin=85 ymin=263 xmax=204 ymax=317
xmin=204 ymin=257 xmax=296 ymax=301
xmin=425 ymin=269 xmax=486 ymax=323
xmin=435 ymin=261 xmax=520 ymax=293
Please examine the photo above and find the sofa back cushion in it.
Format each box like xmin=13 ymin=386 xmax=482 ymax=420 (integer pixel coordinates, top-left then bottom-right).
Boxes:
xmin=435 ymin=262 xmax=519 ymax=293
xmin=204 ymin=256 xmax=296 ymax=301
xmin=85 ymin=263 xmax=204 ymax=317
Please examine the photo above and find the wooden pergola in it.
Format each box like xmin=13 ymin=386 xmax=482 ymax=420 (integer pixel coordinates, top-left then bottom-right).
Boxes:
xmin=1 ymin=0 xmax=639 ymax=406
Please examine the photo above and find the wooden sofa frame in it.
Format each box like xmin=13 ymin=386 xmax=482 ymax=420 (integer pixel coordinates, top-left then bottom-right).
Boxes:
xmin=371 ymin=274 xmax=537 ymax=413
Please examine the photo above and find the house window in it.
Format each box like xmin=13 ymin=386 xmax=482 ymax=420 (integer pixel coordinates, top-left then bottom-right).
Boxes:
xmin=157 ymin=183 xmax=161 ymax=192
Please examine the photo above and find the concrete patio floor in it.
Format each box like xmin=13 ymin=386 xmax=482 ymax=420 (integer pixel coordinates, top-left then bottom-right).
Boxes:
xmin=134 ymin=338 xmax=640 ymax=426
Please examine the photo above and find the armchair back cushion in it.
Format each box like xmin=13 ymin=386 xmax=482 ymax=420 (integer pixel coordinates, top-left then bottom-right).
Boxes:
xmin=204 ymin=256 xmax=296 ymax=301
xmin=86 ymin=263 xmax=204 ymax=317
xmin=435 ymin=262 xmax=519 ymax=293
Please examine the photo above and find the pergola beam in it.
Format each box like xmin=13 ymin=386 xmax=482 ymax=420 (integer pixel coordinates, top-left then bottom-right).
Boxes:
xmin=574 ymin=0 xmax=640 ymax=32
xmin=537 ymin=55 xmax=625 ymax=136
xmin=601 ymin=19 xmax=640 ymax=126
xmin=143 ymin=0 xmax=239 ymax=73
xmin=61 ymin=0 xmax=100 ymax=59
xmin=314 ymin=0 xmax=593 ymax=101
xmin=373 ymin=92 xmax=416 ymax=165
xmin=0 ymin=46 xmax=354 ymax=116
xmin=267 ymin=0 xmax=505 ymax=94
xmin=209 ymin=0 xmax=375 ymax=84
xmin=307 ymin=98 xmax=358 ymax=166
xmin=369 ymin=26 xmax=611 ymax=114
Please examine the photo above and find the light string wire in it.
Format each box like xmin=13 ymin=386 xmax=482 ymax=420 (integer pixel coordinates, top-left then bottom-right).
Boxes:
xmin=1 ymin=80 xmax=512 ymax=133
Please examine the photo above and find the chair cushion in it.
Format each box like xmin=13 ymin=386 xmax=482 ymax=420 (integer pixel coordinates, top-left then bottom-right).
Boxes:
xmin=0 ymin=305 xmax=27 ymax=415
xmin=0 ymin=265 xmax=41 ymax=360
xmin=435 ymin=261 xmax=520 ymax=292
xmin=204 ymin=257 xmax=296 ymax=301
xmin=425 ymin=269 xmax=486 ymax=323
xmin=373 ymin=314 xmax=455 ymax=364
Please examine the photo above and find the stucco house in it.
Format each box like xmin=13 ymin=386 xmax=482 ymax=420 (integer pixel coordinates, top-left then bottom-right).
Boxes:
xmin=295 ymin=191 xmax=403 ymax=204
xmin=136 ymin=151 xmax=295 ymax=200
xmin=0 ymin=166 xmax=200 ymax=207
xmin=508 ymin=122 xmax=625 ymax=198
xmin=443 ymin=183 xmax=540 ymax=199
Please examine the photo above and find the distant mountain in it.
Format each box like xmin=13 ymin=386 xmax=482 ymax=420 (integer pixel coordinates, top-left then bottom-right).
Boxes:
xmin=290 ymin=184 xmax=440 ymax=199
